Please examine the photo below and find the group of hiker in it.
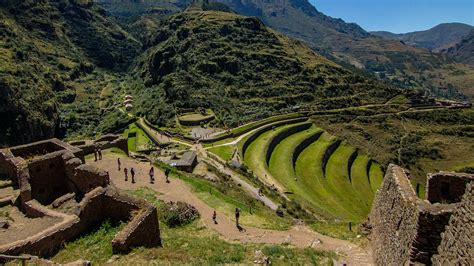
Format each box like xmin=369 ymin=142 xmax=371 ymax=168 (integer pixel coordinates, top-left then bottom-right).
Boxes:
xmin=115 ymin=157 xmax=244 ymax=231
xmin=117 ymin=158 xmax=170 ymax=184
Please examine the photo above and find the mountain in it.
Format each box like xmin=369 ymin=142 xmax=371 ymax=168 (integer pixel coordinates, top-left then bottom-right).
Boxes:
xmin=0 ymin=0 xmax=140 ymax=146
xmin=372 ymin=23 xmax=473 ymax=51
xmin=439 ymin=30 xmax=474 ymax=65
xmin=132 ymin=10 xmax=400 ymax=127
xmin=96 ymin=0 xmax=474 ymax=101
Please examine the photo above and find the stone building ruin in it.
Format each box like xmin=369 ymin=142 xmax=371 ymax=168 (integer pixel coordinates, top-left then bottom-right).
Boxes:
xmin=370 ymin=164 xmax=473 ymax=265
xmin=0 ymin=138 xmax=160 ymax=258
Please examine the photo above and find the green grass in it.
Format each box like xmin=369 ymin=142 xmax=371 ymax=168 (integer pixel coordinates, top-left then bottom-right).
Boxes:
xmin=53 ymin=220 xmax=124 ymax=264
xmin=212 ymin=113 xmax=302 ymax=140
xmin=295 ymin=133 xmax=357 ymax=221
xmin=243 ymin=123 xmax=307 ymax=184
xmin=350 ymin=155 xmax=374 ymax=210
xmin=268 ymin=127 xmax=334 ymax=214
xmin=156 ymin=162 xmax=292 ymax=230
xmin=53 ymin=188 xmax=336 ymax=265
xmin=121 ymin=123 xmax=153 ymax=152
xmin=369 ymin=162 xmax=384 ymax=193
xmin=208 ymin=145 xmax=234 ymax=161
xmin=309 ymin=222 xmax=360 ymax=241
xmin=326 ymin=145 xmax=368 ymax=221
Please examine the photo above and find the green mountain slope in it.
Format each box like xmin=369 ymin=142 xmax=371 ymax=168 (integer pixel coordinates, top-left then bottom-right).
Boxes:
xmin=0 ymin=0 xmax=140 ymax=146
xmin=97 ymin=0 xmax=474 ymax=101
xmin=132 ymin=10 xmax=400 ymax=127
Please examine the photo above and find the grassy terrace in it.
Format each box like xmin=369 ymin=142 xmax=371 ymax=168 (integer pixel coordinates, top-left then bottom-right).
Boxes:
xmin=350 ymin=155 xmax=374 ymax=210
xmin=267 ymin=128 xmax=326 ymax=208
xmin=121 ymin=123 xmax=153 ymax=152
xmin=243 ymin=123 xmax=309 ymax=186
xmin=295 ymin=133 xmax=358 ymax=221
xmin=369 ymin=162 xmax=384 ymax=193
xmin=325 ymin=145 xmax=367 ymax=220
xmin=207 ymin=145 xmax=234 ymax=161
xmin=213 ymin=113 xmax=302 ymax=140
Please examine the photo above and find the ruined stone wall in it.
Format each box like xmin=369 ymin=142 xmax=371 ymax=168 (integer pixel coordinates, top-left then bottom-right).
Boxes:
xmin=411 ymin=204 xmax=454 ymax=264
xmin=112 ymin=206 xmax=161 ymax=253
xmin=0 ymin=150 xmax=20 ymax=186
xmin=27 ymin=151 xmax=68 ymax=205
xmin=9 ymin=139 xmax=82 ymax=160
xmin=370 ymin=164 xmax=420 ymax=265
xmin=426 ymin=172 xmax=473 ymax=204
xmin=72 ymin=134 xmax=129 ymax=157
xmin=71 ymin=164 xmax=110 ymax=195
xmin=1 ymin=186 xmax=161 ymax=257
xmin=432 ymin=183 xmax=474 ymax=265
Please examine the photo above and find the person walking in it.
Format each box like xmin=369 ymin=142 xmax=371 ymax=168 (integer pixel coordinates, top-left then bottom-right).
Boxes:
xmin=235 ymin=208 xmax=240 ymax=228
xmin=98 ymin=148 xmax=102 ymax=160
xmin=94 ymin=148 xmax=98 ymax=162
xmin=212 ymin=210 xmax=218 ymax=224
xmin=149 ymin=167 xmax=154 ymax=184
xmin=165 ymin=168 xmax=170 ymax=183
xmin=124 ymin=167 xmax=128 ymax=181
xmin=117 ymin=158 xmax=121 ymax=171
xmin=131 ymin=167 xmax=136 ymax=184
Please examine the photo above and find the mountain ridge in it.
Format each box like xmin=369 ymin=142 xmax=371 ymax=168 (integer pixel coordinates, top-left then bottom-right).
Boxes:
xmin=371 ymin=22 xmax=473 ymax=51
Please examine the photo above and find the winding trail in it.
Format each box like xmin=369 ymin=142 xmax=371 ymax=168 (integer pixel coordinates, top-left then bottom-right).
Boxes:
xmin=90 ymin=156 xmax=373 ymax=265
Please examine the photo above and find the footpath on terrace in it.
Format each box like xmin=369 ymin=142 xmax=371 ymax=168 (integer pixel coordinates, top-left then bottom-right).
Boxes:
xmin=90 ymin=156 xmax=373 ymax=265
xmin=137 ymin=119 xmax=286 ymax=208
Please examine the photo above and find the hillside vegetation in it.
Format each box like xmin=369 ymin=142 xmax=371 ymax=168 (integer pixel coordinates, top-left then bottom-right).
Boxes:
xmin=0 ymin=0 xmax=139 ymax=145
xmin=132 ymin=11 xmax=400 ymax=128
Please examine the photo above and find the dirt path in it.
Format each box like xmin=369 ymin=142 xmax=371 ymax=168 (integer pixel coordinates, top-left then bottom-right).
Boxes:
xmin=90 ymin=156 xmax=373 ymax=265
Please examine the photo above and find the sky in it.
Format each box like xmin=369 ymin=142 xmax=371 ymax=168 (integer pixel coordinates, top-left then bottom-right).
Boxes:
xmin=311 ymin=0 xmax=474 ymax=33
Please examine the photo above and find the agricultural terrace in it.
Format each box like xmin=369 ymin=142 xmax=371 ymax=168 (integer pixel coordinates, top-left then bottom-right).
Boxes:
xmin=220 ymin=117 xmax=386 ymax=222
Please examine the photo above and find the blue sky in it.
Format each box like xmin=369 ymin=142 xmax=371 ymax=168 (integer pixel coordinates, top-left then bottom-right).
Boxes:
xmin=311 ymin=0 xmax=474 ymax=33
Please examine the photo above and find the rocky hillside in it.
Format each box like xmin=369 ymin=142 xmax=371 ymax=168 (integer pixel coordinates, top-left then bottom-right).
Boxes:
xmin=372 ymin=23 xmax=473 ymax=51
xmin=439 ymin=30 xmax=474 ymax=65
xmin=132 ymin=11 xmax=400 ymax=127
xmin=0 ymin=0 xmax=140 ymax=146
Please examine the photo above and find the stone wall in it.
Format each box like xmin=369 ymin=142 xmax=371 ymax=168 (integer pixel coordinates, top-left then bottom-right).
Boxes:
xmin=426 ymin=172 xmax=473 ymax=204
xmin=71 ymin=164 xmax=110 ymax=195
xmin=411 ymin=204 xmax=454 ymax=264
xmin=432 ymin=183 xmax=473 ymax=265
xmin=27 ymin=151 xmax=69 ymax=205
xmin=0 ymin=139 xmax=160 ymax=258
xmin=1 ymin=186 xmax=161 ymax=257
xmin=370 ymin=164 xmax=472 ymax=265
xmin=0 ymin=150 xmax=20 ymax=187
xmin=370 ymin=164 xmax=420 ymax=265
xmin=112 ymin=206 xmax=161 ymax=253
xmin=70 ymin=134 xmax=129 ymax=157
